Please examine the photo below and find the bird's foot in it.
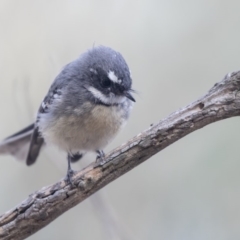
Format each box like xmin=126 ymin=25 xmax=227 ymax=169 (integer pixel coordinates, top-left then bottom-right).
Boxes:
xmin=66 ymin=153 xmax=77 ymax=187
xmin=96 ymin=150 xmax=105 ymax=164
xmin=64 ymin=168 xmax=76 ymax=187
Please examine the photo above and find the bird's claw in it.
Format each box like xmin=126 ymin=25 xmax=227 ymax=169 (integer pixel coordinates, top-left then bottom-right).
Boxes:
xmin=96 ymin=150 xmax=105 ymax=164
xmin=65 ymin=169 xmax=76 ymax=187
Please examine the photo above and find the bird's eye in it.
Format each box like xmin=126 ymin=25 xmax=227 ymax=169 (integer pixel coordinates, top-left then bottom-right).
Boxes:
xmin=100 ymin=78 xmax=111 ymax=88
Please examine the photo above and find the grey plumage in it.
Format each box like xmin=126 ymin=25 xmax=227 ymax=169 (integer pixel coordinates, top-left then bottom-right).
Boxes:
xmin=0 ymin=45 xmax=135 ymax=182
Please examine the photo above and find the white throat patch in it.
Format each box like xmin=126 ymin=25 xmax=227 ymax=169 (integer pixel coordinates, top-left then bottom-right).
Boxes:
xmin=87 ymin=86 xmax=125 ymax=105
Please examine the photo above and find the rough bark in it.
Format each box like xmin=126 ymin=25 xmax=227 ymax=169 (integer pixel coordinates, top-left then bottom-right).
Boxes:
xmin=1 ymin=71 xmax=240 ymax=240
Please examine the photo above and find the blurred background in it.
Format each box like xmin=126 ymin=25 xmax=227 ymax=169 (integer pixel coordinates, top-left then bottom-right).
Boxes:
xmin=0 ymin=0 xmax=240 ymax=239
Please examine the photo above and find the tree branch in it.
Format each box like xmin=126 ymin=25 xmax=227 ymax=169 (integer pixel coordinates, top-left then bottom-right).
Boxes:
xmin=1 ymin=71 xmax=240 ymax=240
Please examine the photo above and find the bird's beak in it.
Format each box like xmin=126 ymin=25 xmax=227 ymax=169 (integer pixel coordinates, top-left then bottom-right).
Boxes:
xmin=125 ymin=92 xmax=136 ymax=102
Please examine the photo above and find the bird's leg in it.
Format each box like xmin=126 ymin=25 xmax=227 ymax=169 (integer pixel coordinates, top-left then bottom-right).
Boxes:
xmin=96 ymin=150 xmax=105 ymax=163
xmin=65 ymin=154 xmax=76 ymax=186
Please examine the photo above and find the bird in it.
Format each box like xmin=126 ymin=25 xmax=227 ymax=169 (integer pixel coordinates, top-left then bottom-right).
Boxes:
xmin=0 ymin=46 xmax=135 ymax=184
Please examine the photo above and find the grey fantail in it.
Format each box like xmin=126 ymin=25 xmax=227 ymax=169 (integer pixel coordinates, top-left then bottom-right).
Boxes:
xmin=0 ymin=46 xmax=135 ymax=183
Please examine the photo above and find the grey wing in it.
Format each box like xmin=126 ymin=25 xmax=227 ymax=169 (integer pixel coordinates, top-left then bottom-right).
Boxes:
xmin=3 ymin=80 xmax=64 ymax=165
xmin=0 ymin=82 xmax=56 ymax=163
xmin=26 ymin=125 xmax=44 ymax=166
xmin=25 ymin=93 xmax=50 ymax=166
xmin=26 ymin=71 xmax=66 ymax=165
xmin=0 ymin=61 xmax=76 ymax=163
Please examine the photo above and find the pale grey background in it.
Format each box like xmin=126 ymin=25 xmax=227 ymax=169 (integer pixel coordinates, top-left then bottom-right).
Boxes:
xmin=0 ymin=0 xmax=240 ymax=239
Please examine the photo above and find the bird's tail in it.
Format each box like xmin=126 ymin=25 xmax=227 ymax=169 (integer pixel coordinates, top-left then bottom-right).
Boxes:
xmin=0 ymin=124 xmax=34 ymax=161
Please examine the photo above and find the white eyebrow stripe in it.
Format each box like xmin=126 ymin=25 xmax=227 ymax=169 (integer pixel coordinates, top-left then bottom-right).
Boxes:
xmin=108 ymin=71 xmax=122 ymax=84
xmin=87 ymin=86 xmax=125 ymax=105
